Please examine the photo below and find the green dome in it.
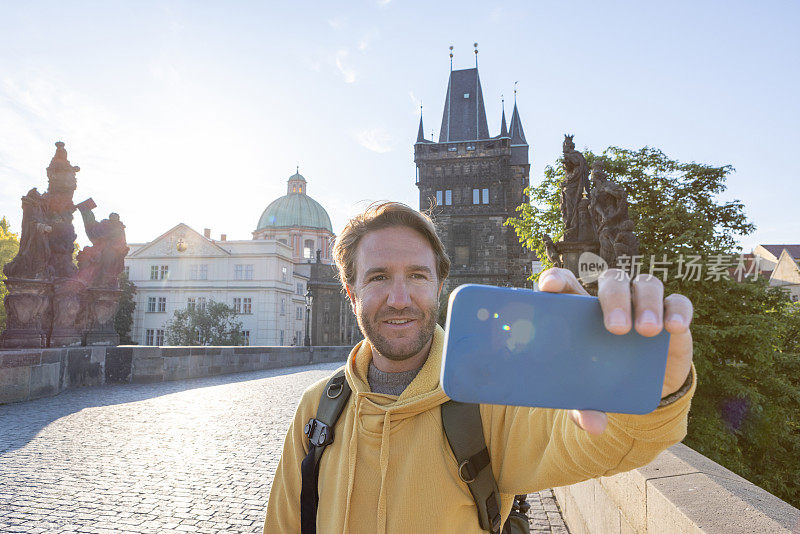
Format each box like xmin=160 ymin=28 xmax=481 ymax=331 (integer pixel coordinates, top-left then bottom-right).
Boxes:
xmin=257 ymin=192 xmax=332 ymax=232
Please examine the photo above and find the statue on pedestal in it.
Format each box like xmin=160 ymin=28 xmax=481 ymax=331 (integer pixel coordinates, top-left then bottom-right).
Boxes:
xmin=545 ymin=135 xmax=639 ymax=281
xmin=588 ymin=160 xmax=639 ymax=267
xmin=1 ymin=141 xmax=129 ymax=348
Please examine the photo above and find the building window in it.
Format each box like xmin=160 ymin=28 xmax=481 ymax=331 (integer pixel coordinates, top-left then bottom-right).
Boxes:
xmin=454 ymin=225 xmax=471 ymax=266
xmin=445 ymin=190 xmax=452 ymax=205
xmin=281 ymin=298 xmax=286 ymax=315
xmin=296 ymin=330 xmax=303 ymax=345
xmin=482 ymin=188 xmax=489 ymax=204
xmin=243 ymin=298 xmax=252 ymax=314
xmin=190 ymin=265 xmax=208 ymax=280
xmin=280 ymin=330 xmax=284 ymax=345
xmin=296 ymin=306 xmax=303 ymax=320
xmin=147 ymin=297 xmax=156 ymax=313
xmin=296 ymin=282 xmax=304 ymax=295
xmin=150 ymin=265 xmax=159 ymax=280
xmin=123 ymin=266 xmax=130 ymax=278
xmin=235 ymin=264 xmax=253 ymax=280
xmin=233 ymin=297 xmax=242 ymax=314
xmin=304 ymin=239 xmax=315 ymax=259
xmin=466 ymin=144 xmax=476 ymax=151
xmin=157 ymin=297 xmax=166 ymax=313
xmin=145 ymin=329 xmax=154 ymax=345
xmin=159 ymin=265 xmax=168 ymax=280
xmin=156 ymin=329 xmax=164 ymax=346
xmin=242 ymin=331 xmax=250 ymax=346
xmin=197 ymin=297 xmax=207 ymax=310
xmin=473 ymin=189 xmax=480 ymax=205
xmin=187 ymin=297 xmax=196 ymax=310
xmin=282 ymin=266 xmax=288 ymax=282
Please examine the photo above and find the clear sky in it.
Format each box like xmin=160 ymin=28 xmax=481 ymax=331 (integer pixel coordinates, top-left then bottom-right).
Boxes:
xmin=1 ymin=1 xmax=797 ymax=252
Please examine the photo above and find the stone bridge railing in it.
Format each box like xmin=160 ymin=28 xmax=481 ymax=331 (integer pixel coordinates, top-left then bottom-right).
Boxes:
xmin=2 ymin=346 xmax=799 ymax=533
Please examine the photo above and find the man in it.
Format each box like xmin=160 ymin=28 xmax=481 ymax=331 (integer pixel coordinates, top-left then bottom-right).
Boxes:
xmin=265 ymin=202 xmax=695 ymax=533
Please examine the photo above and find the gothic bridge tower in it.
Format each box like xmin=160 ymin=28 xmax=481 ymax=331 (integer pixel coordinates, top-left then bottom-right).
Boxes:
xmin=414 ymin=52 xmax=533 ymax=295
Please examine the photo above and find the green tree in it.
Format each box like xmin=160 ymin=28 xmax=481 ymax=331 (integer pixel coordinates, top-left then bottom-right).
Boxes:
xmin=0 ymin=217 xmax=21 ymax=332
xmin=508 ymin=146 xmax=800 ymax=508
xmin=164 ymin=300 xmax=244 ymax=346
xmin=114 ymin=271 xmax=136 ymax=344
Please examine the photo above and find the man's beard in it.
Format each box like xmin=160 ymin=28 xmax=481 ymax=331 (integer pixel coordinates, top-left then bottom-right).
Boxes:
xmin=356 ymin=301 xmax=439 ymax=361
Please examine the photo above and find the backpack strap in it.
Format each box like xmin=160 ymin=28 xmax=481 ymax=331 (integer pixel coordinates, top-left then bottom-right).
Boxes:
xmin=300 ymin=369 xmax=351 ymax=534
xmin=441 ymin=400 xmax=503 ymax=534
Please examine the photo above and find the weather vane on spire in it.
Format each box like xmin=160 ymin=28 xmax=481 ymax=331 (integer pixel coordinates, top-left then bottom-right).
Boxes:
xmin=514 ymin=80 xmax=519 ymax=102
xmin=474 ymin=42 xmax=478 ymax=67
xmin=449 ymin=45 xmax=453 ymax=71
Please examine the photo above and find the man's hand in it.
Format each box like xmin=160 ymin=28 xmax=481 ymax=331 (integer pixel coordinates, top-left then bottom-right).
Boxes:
xmin=538 ymin=267 xmax=694 ymax=436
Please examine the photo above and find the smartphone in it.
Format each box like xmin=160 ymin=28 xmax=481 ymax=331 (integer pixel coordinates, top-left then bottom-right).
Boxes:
xmin=441 ymin=284 xmax=670 ymax=414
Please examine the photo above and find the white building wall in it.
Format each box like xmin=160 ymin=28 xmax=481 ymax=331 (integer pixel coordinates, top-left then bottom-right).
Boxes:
xmin=125 ymin=224 xmax=310 ymax=346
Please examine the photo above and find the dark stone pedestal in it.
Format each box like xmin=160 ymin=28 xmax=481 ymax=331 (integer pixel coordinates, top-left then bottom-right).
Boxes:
xmin=1 ymin=278 xmax=51 ymax=348
xmin=84 ymin=288 xmax=122 ymax=346
xmin=49 ymin=278 xmax=85 ymax=347
xmin=555 ymin=241 xmax=600 ymax=279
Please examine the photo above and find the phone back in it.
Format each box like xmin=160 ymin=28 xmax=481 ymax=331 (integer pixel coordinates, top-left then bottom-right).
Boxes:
xmin=441 ymin=284 xmax=670 ymax=414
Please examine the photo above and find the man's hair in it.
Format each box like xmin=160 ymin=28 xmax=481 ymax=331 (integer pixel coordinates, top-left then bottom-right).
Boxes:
xmin=333 ymin=202 xmax=450 ymax=289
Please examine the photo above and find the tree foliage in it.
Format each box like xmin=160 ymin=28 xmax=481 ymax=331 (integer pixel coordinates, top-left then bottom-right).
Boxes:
xmin=0 ymin=217 xmax=21 ymax=332
xmin=508 ymin=146 xmax=800 ymax=508
xmin=164 ymin=300 xmax=244 ymax=346
xmin=114 ymin=271 xmax=136 ymax=344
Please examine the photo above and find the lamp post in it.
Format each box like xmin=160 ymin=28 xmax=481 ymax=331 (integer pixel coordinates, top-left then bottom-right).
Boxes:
xmin=304 ymin=287 xmax=313 ymax=347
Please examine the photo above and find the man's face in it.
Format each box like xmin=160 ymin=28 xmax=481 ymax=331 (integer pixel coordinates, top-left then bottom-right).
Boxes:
xmin=346 ymin=226 xmax=442 ymax=362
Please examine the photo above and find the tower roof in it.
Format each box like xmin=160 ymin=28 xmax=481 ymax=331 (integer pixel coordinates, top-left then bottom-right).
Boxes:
xmin=438 ymin=68 xmax=490 ymax=142
xmin=509 ymin=102 xmax=527 ymax=146
xmin=416 ymin=113 xmax=426 ymax=143
xmin=499 ymin=103 xmax=508 ymax=138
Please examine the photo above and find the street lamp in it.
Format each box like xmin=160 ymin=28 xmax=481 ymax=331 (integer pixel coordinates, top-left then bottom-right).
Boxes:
xmin=304 ymin=287 xmax=313 ymax=346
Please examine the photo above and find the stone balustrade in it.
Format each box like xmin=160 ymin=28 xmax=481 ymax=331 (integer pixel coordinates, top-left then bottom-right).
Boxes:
xmin=0 ymin=345 xmax=350 ymax=404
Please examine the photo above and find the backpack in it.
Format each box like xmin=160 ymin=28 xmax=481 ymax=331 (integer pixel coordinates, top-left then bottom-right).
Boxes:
xmin=299 ymin=369 xmax=530 ymax=534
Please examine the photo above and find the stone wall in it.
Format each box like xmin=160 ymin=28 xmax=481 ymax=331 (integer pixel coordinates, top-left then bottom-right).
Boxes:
xmin=554 ymin=442 xmax=800 ymax=533
xmin=0 ymin=345 xmax=351 ymax=404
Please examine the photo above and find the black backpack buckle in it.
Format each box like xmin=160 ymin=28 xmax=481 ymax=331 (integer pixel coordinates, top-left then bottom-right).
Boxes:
xmin=304 ymin=418 xmax=334 ymax=447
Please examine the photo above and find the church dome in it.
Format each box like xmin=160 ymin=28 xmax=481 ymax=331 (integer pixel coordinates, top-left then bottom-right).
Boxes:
xmin=256 ymin=170 xmax=333 ymax=232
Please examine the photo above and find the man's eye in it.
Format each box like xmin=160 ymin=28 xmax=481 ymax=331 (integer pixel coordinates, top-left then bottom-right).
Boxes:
xmin=369 ymin=275 xmax=386 ymax=282
xmin=411 ymin=273 xmax=428 ymax=280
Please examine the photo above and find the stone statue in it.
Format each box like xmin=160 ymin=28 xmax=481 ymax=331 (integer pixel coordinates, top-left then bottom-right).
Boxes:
xmin=561 ymin=135 xmax=591 ymax=241
xmin=76 ymin=200 xmax=129 ymax=289
xmin=44 ymin=141 xmax=79 ymax=279
xmin=542 ymin=234 xmax=562 ymax=268
xmin=3 ymin=188 xmax=53 ymax=280
xmin=588 ymin=160 xmax=639 ymax=267
xmin=2 ymin=141 xmax=129 ymax=348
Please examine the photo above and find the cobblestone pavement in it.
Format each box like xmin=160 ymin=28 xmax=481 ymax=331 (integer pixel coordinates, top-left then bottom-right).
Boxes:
xmin=0 ymin=363 xmax=568 ymax=533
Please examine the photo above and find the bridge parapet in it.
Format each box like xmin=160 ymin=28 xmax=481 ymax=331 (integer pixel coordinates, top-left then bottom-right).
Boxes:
xmin=0 ymin=345 xmax=350 ymax=404
xmin=554 ymin=442 xmax=800 ymax=533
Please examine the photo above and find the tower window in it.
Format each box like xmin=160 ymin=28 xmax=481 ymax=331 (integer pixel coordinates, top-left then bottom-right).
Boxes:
xmin=304 ymin=239 xmax=315 ymax=259
xmin=454 ymin=226 xmax=471 ymax=266
xmin=436 ymin=190 xmax=443 ymax=206
xmin=445 ymin=190 xmax=452 ymax=205
xmin=482 ymin=188 xmax=489 ymax=204
xmin=466 ymin=145 xmax=476 ymax=151
xmin=463 ymin=93 xmax=470 ymax=98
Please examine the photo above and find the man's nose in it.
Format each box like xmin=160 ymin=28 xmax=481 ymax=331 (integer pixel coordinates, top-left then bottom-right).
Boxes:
xmin=386 ymin=278 xmax=412 ymax=309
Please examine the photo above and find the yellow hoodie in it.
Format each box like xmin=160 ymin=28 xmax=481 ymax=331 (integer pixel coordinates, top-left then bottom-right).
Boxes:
xmin=264 ymin=325 xmax=695 ymax=533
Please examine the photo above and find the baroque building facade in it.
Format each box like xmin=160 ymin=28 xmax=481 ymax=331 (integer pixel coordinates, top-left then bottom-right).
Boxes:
xmin=124 ymin=171 xmax=360 ymax=346
xmin=414 ymin=64 xmax=536 ymax=295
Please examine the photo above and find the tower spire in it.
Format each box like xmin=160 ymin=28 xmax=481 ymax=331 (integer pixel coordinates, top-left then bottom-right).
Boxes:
xmin=500 ymin=95 xmax=508 ymax=137
xmin=416 ymin=104 xmax=425 ymax=143
xmin=474 ymin=43 xmax=479 ymax=137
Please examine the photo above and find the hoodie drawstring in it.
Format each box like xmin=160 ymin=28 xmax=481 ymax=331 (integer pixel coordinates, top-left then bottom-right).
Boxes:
xmin=376 ymin=410 xmax=392 ymax=534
